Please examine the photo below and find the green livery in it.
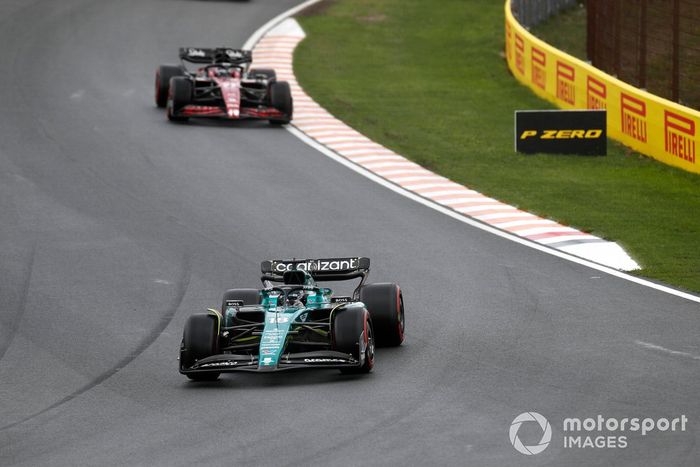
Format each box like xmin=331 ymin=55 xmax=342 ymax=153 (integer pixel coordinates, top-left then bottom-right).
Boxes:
xmin=179 ymin=257 xmax=405 ymax=381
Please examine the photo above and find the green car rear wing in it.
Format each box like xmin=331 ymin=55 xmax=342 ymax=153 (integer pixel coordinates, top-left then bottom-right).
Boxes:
xmin=260 ymin=257 xmax=370 ymax=295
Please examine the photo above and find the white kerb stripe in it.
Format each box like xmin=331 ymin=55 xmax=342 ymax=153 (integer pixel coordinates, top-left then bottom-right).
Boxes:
xmin=494 ymin=219 xmax=556 ymax=228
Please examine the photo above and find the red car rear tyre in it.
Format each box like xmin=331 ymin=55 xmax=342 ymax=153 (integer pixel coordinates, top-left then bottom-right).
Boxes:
xmin=155 ymin=64 xmax=184 ymax=108
xmin=167 ymin=77 xmax=192 ymax=122
xmin=269 ymin=81 xmax=293 ymax=125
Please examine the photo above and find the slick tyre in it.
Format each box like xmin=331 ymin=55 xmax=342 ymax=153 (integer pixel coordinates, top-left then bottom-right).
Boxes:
xmin=221 ymin=288 xmax=260 ymax=312
xmin=332 ymin=307 xmax=375 ymax=374
xmin=359 ymin=283 xmax=405 ymax=347
xmin=181 ymin=314 xmax=220 ymax=381
xmin=248 ymin=68 xmax=277 ymax=83
xmin=155 ymin=64 xmax=185 ymax=108
xmin=167 ymin=77 xmax=192 ymax=122
xmin=269 ymin=81 xmax=293 ymax=125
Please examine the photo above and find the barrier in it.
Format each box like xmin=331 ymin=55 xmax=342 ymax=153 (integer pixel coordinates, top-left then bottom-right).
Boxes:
xmin=504 ymin=0 xmax=699 ymax=174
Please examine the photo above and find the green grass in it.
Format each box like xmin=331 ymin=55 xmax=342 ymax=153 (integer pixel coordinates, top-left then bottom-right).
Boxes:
xmin=294 ymin=0 xmax=700 ymax=293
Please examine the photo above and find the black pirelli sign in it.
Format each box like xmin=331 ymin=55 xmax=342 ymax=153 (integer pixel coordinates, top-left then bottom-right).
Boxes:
xmin=515 ymin=110 xmax=607 ymax=155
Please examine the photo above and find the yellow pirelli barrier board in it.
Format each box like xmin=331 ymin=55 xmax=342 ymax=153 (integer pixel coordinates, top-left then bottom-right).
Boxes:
xmin=505 ymin=0 xmax=699 ymax=174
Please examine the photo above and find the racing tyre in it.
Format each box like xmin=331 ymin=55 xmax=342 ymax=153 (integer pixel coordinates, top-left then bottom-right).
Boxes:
xmin=359 ymin=283 xmax=405 ymax=347
xmin=332 ymin=307 xmax=374 ymax=374
xmin=221 ymin=288 xmax=260 ymax=312
xmin=155 ymin=64 xmax=185 ymax=108
xmin=180 ymin=313 xmax=220 ymax=381
xmin=167 ymin=77 xmax=192 ymax=122
xmin=248 ymin=68 xmax=277 ymax=82
xmin=269 ymin=81 xmax=292 ymax=125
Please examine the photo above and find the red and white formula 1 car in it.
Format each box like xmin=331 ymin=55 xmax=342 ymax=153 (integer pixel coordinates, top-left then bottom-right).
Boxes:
xmin=155 ymin=48 xmax=292 ymax=124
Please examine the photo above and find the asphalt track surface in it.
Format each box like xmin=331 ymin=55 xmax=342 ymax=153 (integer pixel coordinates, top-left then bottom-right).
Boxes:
xmin=0 ymin=0 xmax=698 ymax=465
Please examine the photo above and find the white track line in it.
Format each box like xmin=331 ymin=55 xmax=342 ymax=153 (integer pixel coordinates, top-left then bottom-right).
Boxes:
xmin=636 ymin=340 xmax=700 ymax=361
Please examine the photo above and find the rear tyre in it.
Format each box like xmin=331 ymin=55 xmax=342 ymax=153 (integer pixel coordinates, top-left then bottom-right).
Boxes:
xmin=180 ymin=314 xmax=220 ymax=381
xmin=332 ymin=307 xmax=374 ymax=374
xmin=269 ymin=81 xmax=293 ymax=125
xmin=155 ymin=64 xmax=185 ymax=108
xmin=359 ymin=283 xmax=405 ymax=347
xmin=167 ymin=77 xmax=192 ymax=122
xmin=248 ymin=68 xmax=277 ymax=83
xmin=221 ymin=288 xmax=260 ymax=313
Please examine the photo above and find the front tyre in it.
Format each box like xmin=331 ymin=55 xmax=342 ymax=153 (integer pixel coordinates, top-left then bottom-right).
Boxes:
xmin=180 ymin=314 xmax=220 ymax=381
xmin=359 ymin=283 xmax=405 ymax=347
xmin=332 ymin=307 xmax=375 ymax=374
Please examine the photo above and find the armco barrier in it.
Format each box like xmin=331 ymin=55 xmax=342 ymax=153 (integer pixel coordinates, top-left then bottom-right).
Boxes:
xmin=505 ymin=0 xmax=699 ymax=174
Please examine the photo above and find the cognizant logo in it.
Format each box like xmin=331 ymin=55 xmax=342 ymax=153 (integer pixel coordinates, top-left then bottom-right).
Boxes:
xmin=509 ymin=412 xmax=552 ymax=455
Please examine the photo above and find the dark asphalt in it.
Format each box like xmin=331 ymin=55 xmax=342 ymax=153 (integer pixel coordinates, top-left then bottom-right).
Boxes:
xmin=0 ymin=0 xmax=698 ymax=465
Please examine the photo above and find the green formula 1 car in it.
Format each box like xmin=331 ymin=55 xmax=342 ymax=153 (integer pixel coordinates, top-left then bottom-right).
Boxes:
xmin=179 ymin=257 xmax=405 ymax=380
